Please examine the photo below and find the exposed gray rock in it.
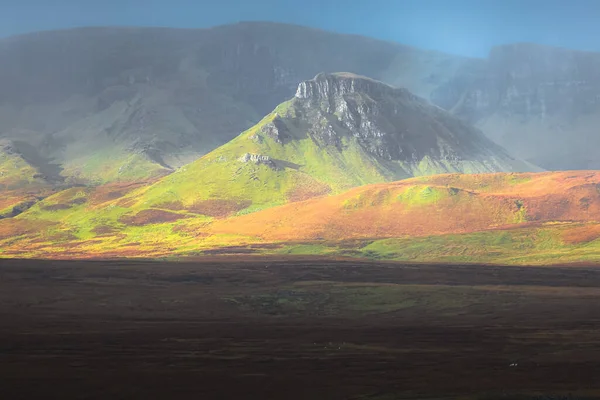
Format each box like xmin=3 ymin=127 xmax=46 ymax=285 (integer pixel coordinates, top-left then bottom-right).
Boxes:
xmin=260 ymin=116 xmax=289 ymax=143
xmin=296 ymin=72 xmax=400 ymax=101
xmin=288 ymin=73 xmax=536 ymax=173
xmin=238 ymin=153 xmax=276 ymax=168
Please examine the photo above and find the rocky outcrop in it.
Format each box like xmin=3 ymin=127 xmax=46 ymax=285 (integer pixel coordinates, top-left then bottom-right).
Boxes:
xmin=287 ymin=73 xmax=534 ymax=174
xmin=238 ymin=153 xmax=276 ymax=168
xmin=260 ymin=116 xmax=290 ymax=144
xmin=295 ymin=72 xmax=400 ymax=101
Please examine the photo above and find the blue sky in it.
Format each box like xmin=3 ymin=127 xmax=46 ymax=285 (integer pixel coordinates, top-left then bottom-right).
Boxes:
xmin=2 ymin=0 xmax=600 ymax=57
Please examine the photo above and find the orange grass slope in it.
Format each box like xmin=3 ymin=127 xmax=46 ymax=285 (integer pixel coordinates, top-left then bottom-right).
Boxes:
xmin=209 ymin=171 xmax=600 ymax=241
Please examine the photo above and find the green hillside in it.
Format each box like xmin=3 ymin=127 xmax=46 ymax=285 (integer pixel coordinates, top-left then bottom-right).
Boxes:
xmin=135 ymin=101 xmax=394 ymax=215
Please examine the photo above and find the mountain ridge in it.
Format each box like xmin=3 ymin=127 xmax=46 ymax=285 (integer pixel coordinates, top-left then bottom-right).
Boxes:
xmin=0 ymin=22 xmax=473 ymax=184
xmin=2 ymin=22 xmax=600 ymax=182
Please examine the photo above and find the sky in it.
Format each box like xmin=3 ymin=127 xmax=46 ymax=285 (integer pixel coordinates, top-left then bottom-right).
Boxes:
xmin=1 ymin=0 xmax=600 ymax=57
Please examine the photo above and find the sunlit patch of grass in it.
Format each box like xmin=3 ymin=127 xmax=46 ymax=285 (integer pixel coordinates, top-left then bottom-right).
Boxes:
xmin=396 ymin=185 xmax=447 ymax=207
xmin=4 ymin=169 xmax=600 ymax=262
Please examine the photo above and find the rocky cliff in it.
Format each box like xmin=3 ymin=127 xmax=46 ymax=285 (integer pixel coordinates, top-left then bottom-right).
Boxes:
xmin=289 ymin=72 xmax=535 ymax=175
xmin=432 ymin=43 xmax=600 ymax=169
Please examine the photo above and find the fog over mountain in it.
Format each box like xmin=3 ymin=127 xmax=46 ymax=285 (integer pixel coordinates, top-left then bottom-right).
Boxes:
xmin=1 ymin=21 xmax=599 ymax=187
xmin=434 ymin=43 xmax=600 ymax=170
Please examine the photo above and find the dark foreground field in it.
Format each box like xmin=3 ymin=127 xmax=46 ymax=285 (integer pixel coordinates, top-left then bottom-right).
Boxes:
xmin=2 ymin=257 xmax=600 ymax=399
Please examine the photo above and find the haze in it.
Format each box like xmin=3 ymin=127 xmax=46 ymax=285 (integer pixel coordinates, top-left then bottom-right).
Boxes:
xmin=2 ymin=0 xmax=600 ymax=57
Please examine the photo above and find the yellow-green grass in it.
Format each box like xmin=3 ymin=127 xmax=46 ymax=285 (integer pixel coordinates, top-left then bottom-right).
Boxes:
xmin=3 ymin=171 xmax=600 ymax=263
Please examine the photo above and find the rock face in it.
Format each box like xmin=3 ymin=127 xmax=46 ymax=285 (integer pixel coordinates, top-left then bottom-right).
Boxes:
xmin=431 ymin=43 xmax=600 ymax=169
xmin=259 ymin=116 xmax=290 ymax=144
xmin=286 ymin=73 xmax=535 ymax=175
xmin=237 ymin=153 xmax=276 ymax=168
xmin=296 ymin=73 xmax=399 ymax=100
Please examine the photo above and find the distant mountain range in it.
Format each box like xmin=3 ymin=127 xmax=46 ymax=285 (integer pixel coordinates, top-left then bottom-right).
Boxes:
xmin=0 ymin=22 xmax=463 ymax=185
xmin=2 ymin=21 xmax=596 ymax=186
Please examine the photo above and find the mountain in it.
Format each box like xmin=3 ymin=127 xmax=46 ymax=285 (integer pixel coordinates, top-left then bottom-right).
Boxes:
xmin=432 ymin=43 xmax=600 ymax=170
xmin=127 ymin=73 xmax=536 ymax=215
xmin=2 ymin=23 xmax=600 ymax=183
xmin=0 ymin=23 xmax=471 ymax=184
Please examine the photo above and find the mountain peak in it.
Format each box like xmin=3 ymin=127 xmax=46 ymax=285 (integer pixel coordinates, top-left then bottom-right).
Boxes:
xmin=295 ymin=72 xmax=401 ymax=101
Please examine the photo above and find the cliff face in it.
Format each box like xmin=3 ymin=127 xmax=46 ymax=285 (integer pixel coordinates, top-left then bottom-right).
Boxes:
xmin=432 ymin=44 xmax=600 ymax=169
xmin=289 ymin=73 xmax=535 ymax=174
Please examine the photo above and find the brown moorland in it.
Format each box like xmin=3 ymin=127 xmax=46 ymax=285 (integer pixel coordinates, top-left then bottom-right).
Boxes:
xmin=2 ymin=257 xmax=600 ymax=399
xmin=208 ymin=171 xmax=600 ymax=241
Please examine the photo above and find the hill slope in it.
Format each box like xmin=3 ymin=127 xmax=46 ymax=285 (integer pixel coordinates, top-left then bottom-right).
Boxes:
xmin=0 ymin=23 xmax=471 ymax=184
xmin=209 ymin=171 xmax=600 ymax=241
xmin=130 ymin=73 xmax=536 ymax=214
xmin=204 ymin=170 xmax=600 ymax=265
xmin=2 ymin=171 xmax=600 ymax=264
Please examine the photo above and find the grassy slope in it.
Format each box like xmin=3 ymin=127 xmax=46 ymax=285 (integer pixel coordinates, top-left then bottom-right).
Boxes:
xmin=207 ymin=171 xmax=600 ymax=265
xmin=0 ymin=150 xmax=39 ymax=187
xmin=62 ymin=147 xmax=171 ymax=185
xmin=131 ymin=99 xmax=396 ymax=215
xmin=2 ymin=170 xmax=600 ymax=265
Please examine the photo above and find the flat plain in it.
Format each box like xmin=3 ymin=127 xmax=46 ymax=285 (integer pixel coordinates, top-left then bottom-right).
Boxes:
xmin=2 ymin=257 xmax=600 ymax=399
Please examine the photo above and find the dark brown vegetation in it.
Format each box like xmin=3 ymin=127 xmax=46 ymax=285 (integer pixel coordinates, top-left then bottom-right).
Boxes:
xmin=1 ymin=257 xmax=600 ymax=399
xmin=286 ymin=180 xmax=332 ymax=202
xmin=189 ymin=199 xmax=251 ymax=218
xmin=88 ymin=181 xmax=151 ymax=206
xmin=119 ymin=209 xmax=189 ymax=226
